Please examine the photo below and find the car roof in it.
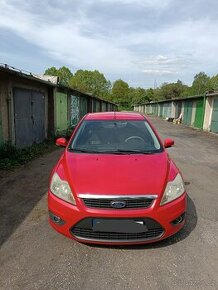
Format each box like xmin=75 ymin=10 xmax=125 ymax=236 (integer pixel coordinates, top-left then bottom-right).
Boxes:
xmin=85 ymin=112 xmax=146 ymax=120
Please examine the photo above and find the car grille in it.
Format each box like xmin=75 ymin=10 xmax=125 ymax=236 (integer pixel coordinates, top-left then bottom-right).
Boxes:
xmin=81 ymin=197 xmax=155 ymax=209
xmin=71 ymin=218 xmax=164 ymax=242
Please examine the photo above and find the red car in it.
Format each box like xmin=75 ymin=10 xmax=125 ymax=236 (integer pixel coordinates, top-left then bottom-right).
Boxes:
xmin=48 ymin=112 xmax=186 ymax=245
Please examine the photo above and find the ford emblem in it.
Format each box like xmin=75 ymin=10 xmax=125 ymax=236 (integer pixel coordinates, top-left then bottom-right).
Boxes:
xmin=111 ymin=200 xmax=126 ymax=209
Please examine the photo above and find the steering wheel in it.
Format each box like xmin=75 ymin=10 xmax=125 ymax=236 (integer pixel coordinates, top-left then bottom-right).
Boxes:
xmin=125 ymin=136 xmax=145 ymax=143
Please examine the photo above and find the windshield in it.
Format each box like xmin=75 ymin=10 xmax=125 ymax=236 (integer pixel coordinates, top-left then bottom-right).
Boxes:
xmin=69 ymin=120 xmax=163 ymax=154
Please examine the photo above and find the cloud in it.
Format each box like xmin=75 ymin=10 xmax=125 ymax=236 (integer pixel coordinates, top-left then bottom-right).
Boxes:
xmin=0 ymin=0 xmax=218 ymax=86
xmin=142 ymin=69 xmax=178 ymax=75
xmin=142 ymin=55 xmax=186 ymax=65
xmin=0 ymin=0 xmax=137 ymax=74
xmin=140 ymin=54 xmax=195 ymax=77
xmin=97 ymin=0 xmax=173 ymax=8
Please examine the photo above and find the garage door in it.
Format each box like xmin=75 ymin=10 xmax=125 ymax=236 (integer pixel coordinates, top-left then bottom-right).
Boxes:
xmin=14 ymin=88 xmax=45 ymax=148
xmin=210 ymin=98 xmax=218 ymax=133
xmin=92 ymin=99 xmax=97 ymax=112
xmin=96 ymin=100 xmax=101 ymax=112
xmin=79 ymin=96 xmax=88 ymax=119
xmin=159 ymin=104 xmax=163 ymax=117
xmin=183 ymin=101 xmax=193 ymax=125
xmin=71 ymin=94 xmax=80 ymax=127
xmin=194 ymin=99 xmax=204 ymax=129
xmin=175 ymin=102 xmax=182 ymax=119
xmin=56 ymin=92 xmax=68 ymax=132
xmin=102 ymin=102 xmax=107 ymax=112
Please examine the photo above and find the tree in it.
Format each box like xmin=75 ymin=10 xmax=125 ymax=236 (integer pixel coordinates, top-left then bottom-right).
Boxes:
xmin=147 ymin=88 xmax=160 ymax=101
xmin=69 ymin=70 xmax=111 ymax=99
xmin=129 ymin=87 xmax=148 ymax=105
xmin=209 ymin=74 xmax=218 ymax=90
xmin=44 ymin=66 xmax=73 ymax=86
xmin=112 ymin=79 xmax=130 ymax=109
xmin=191 ymin=72 xmax=210 ymax=95
xmin=158 ymin=80 xmax=188 ymax=100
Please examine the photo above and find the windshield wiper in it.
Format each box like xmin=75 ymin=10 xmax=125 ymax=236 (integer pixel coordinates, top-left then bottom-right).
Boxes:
xmin=70 ymin=148 xmax=102 ymax=153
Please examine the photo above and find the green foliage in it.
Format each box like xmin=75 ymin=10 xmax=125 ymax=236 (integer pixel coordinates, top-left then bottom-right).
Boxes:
xmin=209 ymin=74 xmax=218 ymax=90
xmin=129 ymin=87 xmax=149 ymax=105
xmin=145 ymin=88 xmax=156 ymax=101
xmin=191 ymin=72 xmax=210 ymax=95
xmin=44 ymin=66 xmax=73 ymax=86
xmin=112 ymin=79 xmax=130 ymax=109
xmin=0 ymin=141 xmax=56 ymax=170
xmin=158 ymin=80 xmax=188 ymax=100
xmin=69 ymin=70 xmax=111 ymax=99
xmin=44 ymin=65 xmax=218 ymax=105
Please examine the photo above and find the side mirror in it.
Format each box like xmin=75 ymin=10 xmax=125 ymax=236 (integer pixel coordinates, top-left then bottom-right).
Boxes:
xmin=56 ymin=137 xmax=68 ymax=147
xmin=164 ymin=138 xmax=174 ymax=148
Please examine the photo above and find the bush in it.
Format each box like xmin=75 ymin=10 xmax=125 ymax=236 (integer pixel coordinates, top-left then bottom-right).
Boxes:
xmin=0 ymin=140 xmax=56 ymax=170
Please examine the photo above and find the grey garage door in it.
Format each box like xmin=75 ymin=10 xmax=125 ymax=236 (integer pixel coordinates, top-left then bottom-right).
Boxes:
xmin=14 ymin=88 xmax=45 ymax=148
xmin=210 ymin=98 xmax=218 ymax=133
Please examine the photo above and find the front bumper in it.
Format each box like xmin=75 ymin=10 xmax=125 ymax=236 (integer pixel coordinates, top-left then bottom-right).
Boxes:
xmin=48 ymin=191 xmax=187 ymax=245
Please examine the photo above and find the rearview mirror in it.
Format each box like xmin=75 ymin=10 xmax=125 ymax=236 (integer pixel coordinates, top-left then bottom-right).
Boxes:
xmin=56 ymin=138 xmax=68 ymax=147
xmin=164 ymin=138 xmax=174 ymax=148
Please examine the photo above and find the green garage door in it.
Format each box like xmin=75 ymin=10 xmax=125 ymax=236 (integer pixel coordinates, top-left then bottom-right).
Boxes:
xmin=154 ymin=104 xmax=158 ymax=115
xmin=92 ymin=99 xmax=97 ymax=112
xmin=162 ymin=103 xmax=171 ymax=118
xmin=79 ymin=96 xmax=88 ymax=119
xmin=96 ymin=100 xmax=101 ymax=112
xmin=183 ymin=101 xmax=193 ymax=125
xmin=102 ymin=102 xmax=107 ymax=112
xmin=210 ymin=98 xmax=218 ymax=133
xmin=194 ymin=99 xmax=204 ymax=128
xmin=159 ymin=104 xmax=163 ymax=117
xmin=56 ymin=92 xmax=68 ymax=132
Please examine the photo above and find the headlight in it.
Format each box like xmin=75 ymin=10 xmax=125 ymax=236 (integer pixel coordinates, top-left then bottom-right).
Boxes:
xmin=50 ymin=172 xmax=76 ymax=205
xmin=160 ymin=173 xmax=185 ymax=206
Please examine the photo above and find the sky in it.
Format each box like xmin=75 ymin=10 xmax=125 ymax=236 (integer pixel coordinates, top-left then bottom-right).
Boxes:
xmin=0 ymin=0 xmax=218 ymax=88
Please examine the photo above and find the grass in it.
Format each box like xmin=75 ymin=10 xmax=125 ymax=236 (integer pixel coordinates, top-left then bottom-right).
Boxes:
xmin=0 ymin=140 xmax=57 ymax=170
xmin=0 ymin=127 xmax=75 ymax=170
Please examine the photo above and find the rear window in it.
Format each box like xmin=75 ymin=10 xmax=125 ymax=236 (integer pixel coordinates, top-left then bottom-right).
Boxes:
xmin=69 ymin=120 xmax=163 ymax=154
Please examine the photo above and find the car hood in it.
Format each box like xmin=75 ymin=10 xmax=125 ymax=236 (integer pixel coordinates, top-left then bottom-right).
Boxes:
xmin=59 ymin=152 xmax=171 ymax=196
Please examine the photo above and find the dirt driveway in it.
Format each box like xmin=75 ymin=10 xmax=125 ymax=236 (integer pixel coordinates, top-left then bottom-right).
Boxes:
xmin=0 ymin=117 xmax=218 ymax=290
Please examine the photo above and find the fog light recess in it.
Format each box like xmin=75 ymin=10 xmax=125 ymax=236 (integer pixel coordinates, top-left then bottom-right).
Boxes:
xmin=49 ymin=211 xmax=65 ymax=225
xmin=171 ymin=213 xmax=185 ymax=226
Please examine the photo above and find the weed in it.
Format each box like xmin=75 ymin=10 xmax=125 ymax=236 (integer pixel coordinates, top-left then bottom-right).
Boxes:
xmin=0 ymin=140 xmax=57 ymax=170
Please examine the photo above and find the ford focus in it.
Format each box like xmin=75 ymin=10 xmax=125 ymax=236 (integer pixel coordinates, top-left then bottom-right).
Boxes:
xmin=48 ymin=112 xmax=186 ymax=245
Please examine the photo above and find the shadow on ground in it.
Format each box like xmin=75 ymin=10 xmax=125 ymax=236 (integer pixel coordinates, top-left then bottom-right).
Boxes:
xmin=0 ymin=149 xmax=62 ymax=248
xmin=0 ymin=174 xmax=48 ymax=248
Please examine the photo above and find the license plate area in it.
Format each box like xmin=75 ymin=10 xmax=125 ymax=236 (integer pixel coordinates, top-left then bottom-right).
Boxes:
xmin=92 ymin=219 xmax=148 ymax=233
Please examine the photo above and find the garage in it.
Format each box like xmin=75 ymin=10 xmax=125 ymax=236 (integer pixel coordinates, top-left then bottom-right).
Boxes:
xmin=95 ymin=100 xmax=101 ymax=112
xmin=71 ymin=94 xmax=80 ymax=127
xmin=159 ymin=103 xmax=163 ymax=117
xmin=183 ymin=101 xmax=193 ymax=125
xmin=162 ymin=102 xmax=171 ymax=118
xmin=55 ymin=92 xmax=68 ymax=133
xmin=175 ymin=101 xmax=182 ymax=119
xmin=102 ymin=102 xmax=107 ymax=111
xmin=79 ymin=96 xmax=88 ymax=119
xmin=14 ymin=87 xmax=45 ymax=148
xmin=210 ymin=98 xmax=218 ymax=133
xmin=194 ymin=98 xmax=204 ymax=129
